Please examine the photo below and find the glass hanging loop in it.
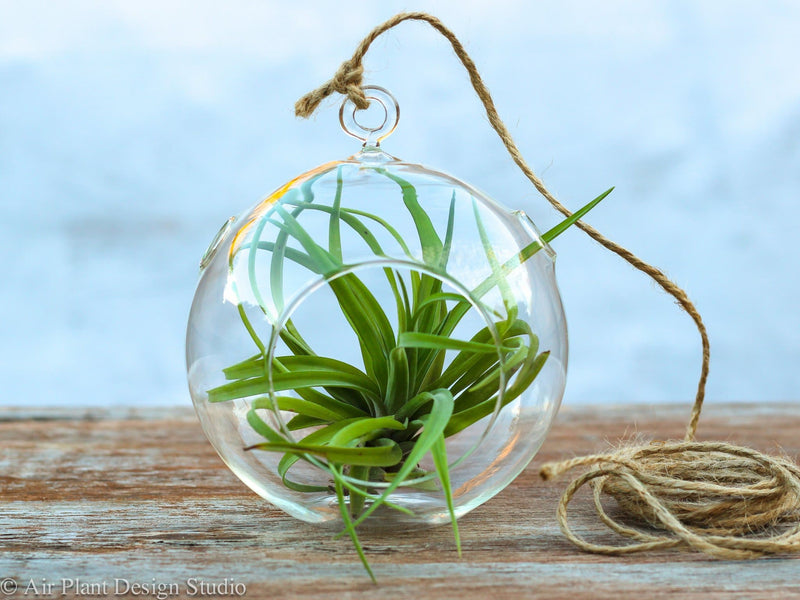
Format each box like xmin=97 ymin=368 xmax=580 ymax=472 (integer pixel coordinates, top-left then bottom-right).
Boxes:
xmin=339 ymin=85 xmax=399 ymax=147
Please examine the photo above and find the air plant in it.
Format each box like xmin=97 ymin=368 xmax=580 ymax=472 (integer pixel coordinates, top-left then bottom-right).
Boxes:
xmin=207 ymin=166 xmax=611 ymax=580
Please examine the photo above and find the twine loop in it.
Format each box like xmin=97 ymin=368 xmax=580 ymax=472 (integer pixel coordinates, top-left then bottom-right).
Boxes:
xmin=541 ymin=441 xmax=800 ymax=557
xmin=293 ymin=11 xmax=800 ymax=560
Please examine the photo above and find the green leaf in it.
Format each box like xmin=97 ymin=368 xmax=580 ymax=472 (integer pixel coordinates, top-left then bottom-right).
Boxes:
xmin=249 ymin=193 xmax=282 ymax=318
xmin=328 ymin=416 xmax=406 ymax=447
xmin=207 ymin=361 xmax=381 ymax=403
xmin=430 ymin=433 xmax=460 ymax=556
xmin=327 ymin=274 xmax=395 ymax=394
xmin=222 ymin=353 xmax=262 ymax=380
xmin=245 ymin=406 xmax=284 ymax=443
xmin=394 ymin=390 xmax=437 ymax=421
xmin=341 ymin=207 xmax=415 ymax=259
xmin=332 ymin=472 xmax=375 ymax=582
xmin=398 ymin=331 xmax=508 ymax=354
xmin=385 ymin=347 xmax=410 ymax=415
xmin=244 ymin=242 xmax=318 ymax=272
xmin=379 ymin=169 xmax=443 ymax=266
xmin=267 ymin=176 xmax=322 ymax=315
xmin=413 ymin=292 xmax=466 ymax=314
xmin=383 ymin=468 xmax=440 ymax=491
xmin=286 ymin=414 xmax=328 ymax=431
xmin=472 ymin=197 xmax=516 ymax=319
xmin=250 ymin=394 xmax=366 ymax=422
xmin=440 ymin=191 xmax=456 ymax=269
xmin=348 ymin=464 xmax=370 ymax=517
xmin=328 ymin=166 xmax=344 ymax=261
xmin=247 ymin=440 xmax=402 ymax=467
xmin=236 ymin=303 xmax=266 ymax=354
xmin=542 ymin=187 xmax=614 ymax=243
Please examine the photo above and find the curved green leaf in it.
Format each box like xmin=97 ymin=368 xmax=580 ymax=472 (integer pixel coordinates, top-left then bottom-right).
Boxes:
xmin=398 ymin=331 xmax=509 ymax=355
xmin=247 ymin=440 xmax=402 ymax=467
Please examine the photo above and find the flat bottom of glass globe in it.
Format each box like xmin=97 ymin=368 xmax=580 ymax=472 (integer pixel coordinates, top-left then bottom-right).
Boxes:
xmin=308 ymin=495 xmax=471 ymax=532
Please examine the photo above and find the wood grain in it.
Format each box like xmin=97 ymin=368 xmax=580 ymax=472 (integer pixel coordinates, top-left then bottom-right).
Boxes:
xmin=1 ymin=403 xmax=798 ymax=599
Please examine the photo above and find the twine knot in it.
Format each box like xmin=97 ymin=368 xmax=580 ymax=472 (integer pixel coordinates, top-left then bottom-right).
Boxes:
xmin=295 ymin=59 xmax=368 ymax=118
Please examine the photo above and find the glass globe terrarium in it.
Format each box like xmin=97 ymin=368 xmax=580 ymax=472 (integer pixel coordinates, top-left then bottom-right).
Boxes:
xmin=186 ymin=87 xmax=568 ymax=532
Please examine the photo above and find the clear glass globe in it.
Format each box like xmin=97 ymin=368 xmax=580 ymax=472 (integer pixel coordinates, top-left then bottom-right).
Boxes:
xmin=186 ymin=88 xmax=568 ymax=527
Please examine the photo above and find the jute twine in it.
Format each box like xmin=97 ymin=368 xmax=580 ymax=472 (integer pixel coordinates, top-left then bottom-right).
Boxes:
xmin=295 ymin=12 xmax=800 ymax=558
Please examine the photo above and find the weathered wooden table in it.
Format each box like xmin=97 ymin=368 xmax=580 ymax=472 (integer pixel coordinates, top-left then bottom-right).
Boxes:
xmin=1 ymin=403 xmax=798 ymax=599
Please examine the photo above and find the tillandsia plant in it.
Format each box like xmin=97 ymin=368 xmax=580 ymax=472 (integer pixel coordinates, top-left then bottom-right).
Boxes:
xmin=206 ymin=166 xmax=611 ymax=580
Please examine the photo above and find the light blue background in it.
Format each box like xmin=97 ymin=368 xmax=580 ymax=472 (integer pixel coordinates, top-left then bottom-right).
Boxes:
xmin=2 ymin=1 xmax=798 ymax=407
